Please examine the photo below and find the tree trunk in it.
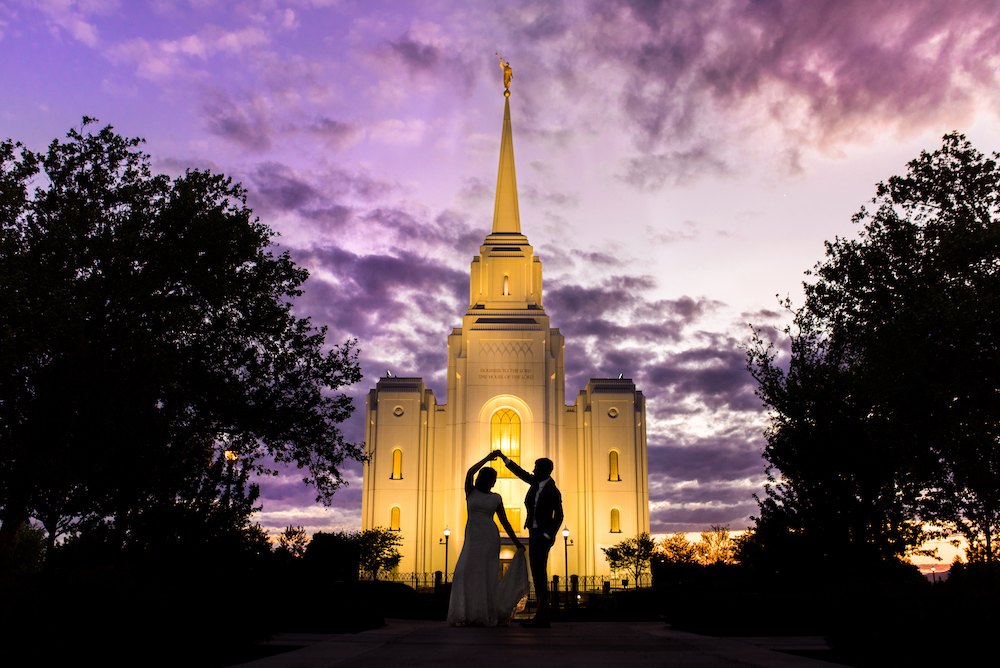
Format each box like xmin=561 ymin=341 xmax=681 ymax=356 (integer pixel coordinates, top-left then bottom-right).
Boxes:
xmin=0 ymin=504 xmax=29 ymax=572
xmin=42 ymin=514 xmax=59 ymax=570
xmin=986 ymin=519 xmax=993 ymax=566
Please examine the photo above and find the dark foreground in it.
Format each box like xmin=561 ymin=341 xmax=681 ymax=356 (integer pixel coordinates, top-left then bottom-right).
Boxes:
xmin=229 ymin=620 xmax=840 ymax=668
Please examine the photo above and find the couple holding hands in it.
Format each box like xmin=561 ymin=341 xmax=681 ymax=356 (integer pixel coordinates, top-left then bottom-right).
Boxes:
xmin=446 ymin=449 xmax=564 ymax=628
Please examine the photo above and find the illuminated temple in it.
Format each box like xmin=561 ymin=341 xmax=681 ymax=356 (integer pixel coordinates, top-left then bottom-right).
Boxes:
xmin=361 ymin=89 xmax=650 ymax=577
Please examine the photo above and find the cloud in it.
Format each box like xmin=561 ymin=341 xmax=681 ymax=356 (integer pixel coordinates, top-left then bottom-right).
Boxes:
xmin=648 ymin=433 xmax=763 ymax=487
xmin=604 ymin=0 xmax=1000 ymax=145
xmin=505 ymin=1 xmax=572 ymax=41
xmin=369 ymin=118 xmax=426 ymax=145
xmin=108 ymin=25 xmax=270 ymax=80
xmin=308 ymin=117 xmax=363 ymax=150
xmin=621 ymin=148 xmax=731 ymax=190
xmin=519 ymin=184 xmax=580 ymax=207
xmin=382 ymin=27 xmax=477 ymax=95
xmin=246 ymin=161 xmax=398 ymax=224
xmin=250 ymin=161 xmax=317 ymax=210
xmin=153 ymin=156 xmax=223 ymax=176
xmin=645 ymin=342 xmax=760 ymax=413
xmin=293 ymin=245 xmax=466 ymax=341
xmin=201 ymin=88 xmax=274 ymax=151
xmin=35 ymin=0 xmax=108 ymax=48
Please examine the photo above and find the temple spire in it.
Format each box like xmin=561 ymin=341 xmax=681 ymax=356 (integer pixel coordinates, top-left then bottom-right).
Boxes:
xmin=492 ymin=90 xmax=521 ymax=234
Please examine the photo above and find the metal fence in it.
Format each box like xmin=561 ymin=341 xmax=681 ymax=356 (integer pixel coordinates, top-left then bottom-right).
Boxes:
xmin=358 ymin=571 xmax=652 ymax=594
xmin=357 ymin=572 xmax=441 ymax=590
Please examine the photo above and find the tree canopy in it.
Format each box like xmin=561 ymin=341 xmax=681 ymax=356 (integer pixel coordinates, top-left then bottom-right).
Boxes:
xmin=747 ymin=132 xmax=1000 ymax=566
xmin=0 ymin=120 xmax=362 ymax=567
xmin=602 ymin=532 xmax=656 ymax=581
xmin=657 ymin=532 xmax=699 ymax=564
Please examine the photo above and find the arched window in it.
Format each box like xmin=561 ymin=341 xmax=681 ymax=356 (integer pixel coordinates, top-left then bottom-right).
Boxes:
xmin=503 ymin=274 xmax=510 ymax=295
xmin=610 ymin=508 xmax=621 ymax=533
xmin=490 ymin=409 xmax=520 ymax=478
xmin=390 ymin=506 xmax=400 ymax=531
xmin=390 ymin=448 xmax=402 ymax=480
xmin=609 ymin=450 xmax=620 ymax=482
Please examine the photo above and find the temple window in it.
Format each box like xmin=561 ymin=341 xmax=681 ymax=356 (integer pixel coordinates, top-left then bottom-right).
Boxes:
xmin=610 ymin=508 xmax=621 ymax=533
xmin=390 ymin=448 xmax=403 ymax=480
xmin=390 ymin=506 xmax=401 ymax=531
xmin=609 ymin=450 xmax=621 ymax=481
xmin=503 ymin=274 xmax=509 ymax=295
xmin=494 ymin=506 xmax=522 ymax=534
xmin=490 ymin=408 xmax=520 ymax=478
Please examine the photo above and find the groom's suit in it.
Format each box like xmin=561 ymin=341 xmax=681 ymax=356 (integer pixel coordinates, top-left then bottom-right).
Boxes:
xmin=504 ymin=459 xmax=563 ymax=621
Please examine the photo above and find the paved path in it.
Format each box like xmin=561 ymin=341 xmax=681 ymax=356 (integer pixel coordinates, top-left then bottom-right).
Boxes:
xmin=232 ymin=620 xmax=844 ymax=668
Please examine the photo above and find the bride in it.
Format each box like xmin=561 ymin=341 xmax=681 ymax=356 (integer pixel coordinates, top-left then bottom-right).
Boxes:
xmin=447 ymin=451 xmax=528 ymax=627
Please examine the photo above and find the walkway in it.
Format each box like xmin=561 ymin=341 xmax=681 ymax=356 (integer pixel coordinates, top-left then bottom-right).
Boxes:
xmin=232 ymin=620 xmax=844 ymax=668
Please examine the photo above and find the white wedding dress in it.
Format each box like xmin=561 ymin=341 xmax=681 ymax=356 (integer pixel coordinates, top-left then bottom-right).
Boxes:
xmin=447 ymin=489 xmax=528 ymax=626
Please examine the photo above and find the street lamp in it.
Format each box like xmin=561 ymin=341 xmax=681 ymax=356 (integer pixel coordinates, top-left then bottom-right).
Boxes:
xmin=439 ymin=527 xmax=451 ymax=582
xmin=931 ymin=565 xmax=937 ymax=583
xmin=224 ymin=444 xmax=238 ymax=506
xmin=562 ymin=527 xmax=574 ymax=603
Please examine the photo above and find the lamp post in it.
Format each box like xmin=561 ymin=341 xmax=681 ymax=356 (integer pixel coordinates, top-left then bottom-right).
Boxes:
xmin=931 ymin=565 xmax=937 ymax=584
xmin=439 ymin=527 xmax=451 ymax=582
xmin=562 ymin=527 xmax=574 ymax=604
xmin=224 ymin=445 xmax=238 ymax=506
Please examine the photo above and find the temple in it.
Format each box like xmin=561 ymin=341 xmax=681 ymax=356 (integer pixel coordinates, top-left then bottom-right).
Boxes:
xmin=361 ymin=88 xmax=650 ymax=578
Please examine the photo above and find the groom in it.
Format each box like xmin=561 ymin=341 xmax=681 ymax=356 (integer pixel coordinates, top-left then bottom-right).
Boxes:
xmin=493 ymin=451 xmax=563 ymax=628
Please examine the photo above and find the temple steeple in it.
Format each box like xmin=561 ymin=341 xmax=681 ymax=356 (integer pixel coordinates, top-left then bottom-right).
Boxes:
xmin=492 ymin=91 xmax=521 ymax=234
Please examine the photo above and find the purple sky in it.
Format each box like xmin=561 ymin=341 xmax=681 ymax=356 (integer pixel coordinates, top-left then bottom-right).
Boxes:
xmin=4 ymin=0 xmax=1000 ymax=537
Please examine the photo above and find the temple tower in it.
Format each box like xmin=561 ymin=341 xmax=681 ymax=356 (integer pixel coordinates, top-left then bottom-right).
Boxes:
xmin=361 ymin=80 xmax=649 ymax=578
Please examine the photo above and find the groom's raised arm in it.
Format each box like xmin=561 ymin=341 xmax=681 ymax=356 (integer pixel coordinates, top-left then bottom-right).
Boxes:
xmin=492 ymin=450 xmax=536 ymax=484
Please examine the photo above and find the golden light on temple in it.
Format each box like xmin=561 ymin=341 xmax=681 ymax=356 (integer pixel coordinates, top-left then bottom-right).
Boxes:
xmin=360 ymin=61 xmax=650 ymax=576
xmin=490 ymin=409 xmax=520 ymax=478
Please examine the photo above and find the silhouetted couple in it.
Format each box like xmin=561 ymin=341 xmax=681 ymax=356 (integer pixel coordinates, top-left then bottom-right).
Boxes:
xmin=447 ymin=451 xmax=563 ymax=628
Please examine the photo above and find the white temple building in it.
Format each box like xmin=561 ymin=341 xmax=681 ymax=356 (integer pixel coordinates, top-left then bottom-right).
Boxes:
xmin=361 ymin=89 xmax=650 ymax=578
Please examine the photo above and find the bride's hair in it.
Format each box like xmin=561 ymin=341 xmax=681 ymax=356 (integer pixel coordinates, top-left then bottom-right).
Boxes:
xmin=474 ymin=466 xmax=498 ymax=492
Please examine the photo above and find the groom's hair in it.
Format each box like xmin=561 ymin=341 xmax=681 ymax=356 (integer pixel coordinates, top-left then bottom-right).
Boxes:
xmin=534 ymin=458 xmax=554 ymax=478
xmin=475 ymin=466 xmax=498 ymax=492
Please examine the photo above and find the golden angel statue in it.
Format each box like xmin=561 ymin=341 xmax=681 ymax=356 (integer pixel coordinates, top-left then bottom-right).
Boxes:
xmin=496 ymin=53 xmax=512 ymax=90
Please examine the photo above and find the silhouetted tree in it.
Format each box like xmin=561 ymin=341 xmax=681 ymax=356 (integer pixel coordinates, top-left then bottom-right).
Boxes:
xmin=0 ymin=120 xmax=362 ymax=568
xmin=602 ymin=532 xmax=656 ymax=581
xmin=357 ymin=528 xmax=403 ymax=579
xmin=304 ymin=530 xmax=361 ymax=580
xmin=657 ymin=533 xmax=698 ymax=563
xmin=748 ymin=132 xmax=1000 ymax=566
xmin=53 ymin=451 xmax=270 ymax=570
xmin=9 ymin=521 xmax=45 ymax=573
xmin=695 ymin=525 xmax=735 ymax=565
xmin=276 ymin=525 xmax=309 ymax=558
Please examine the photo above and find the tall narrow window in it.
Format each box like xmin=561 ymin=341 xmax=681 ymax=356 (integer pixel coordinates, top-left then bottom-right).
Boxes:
xmin=610 ymin=508 xmax=621 ymax=533
xmin=390 ymin=506 xmax=400 ymax=531
xmin=490 ymin=409 xmax=520 ymax=478
xmin=494 ymin=507 xmax=522 ymax=535
xmin=390 ymin=448 xmax=402 ymax=480
xmin=609 ymin=450 xmax=620 ymax=482
xmin=503 ymin=275 xmax=509 ymax=295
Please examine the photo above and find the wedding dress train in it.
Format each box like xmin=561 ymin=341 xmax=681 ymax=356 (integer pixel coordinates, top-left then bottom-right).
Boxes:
xmin=447 ymin=489 xmax=529 ymax=626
